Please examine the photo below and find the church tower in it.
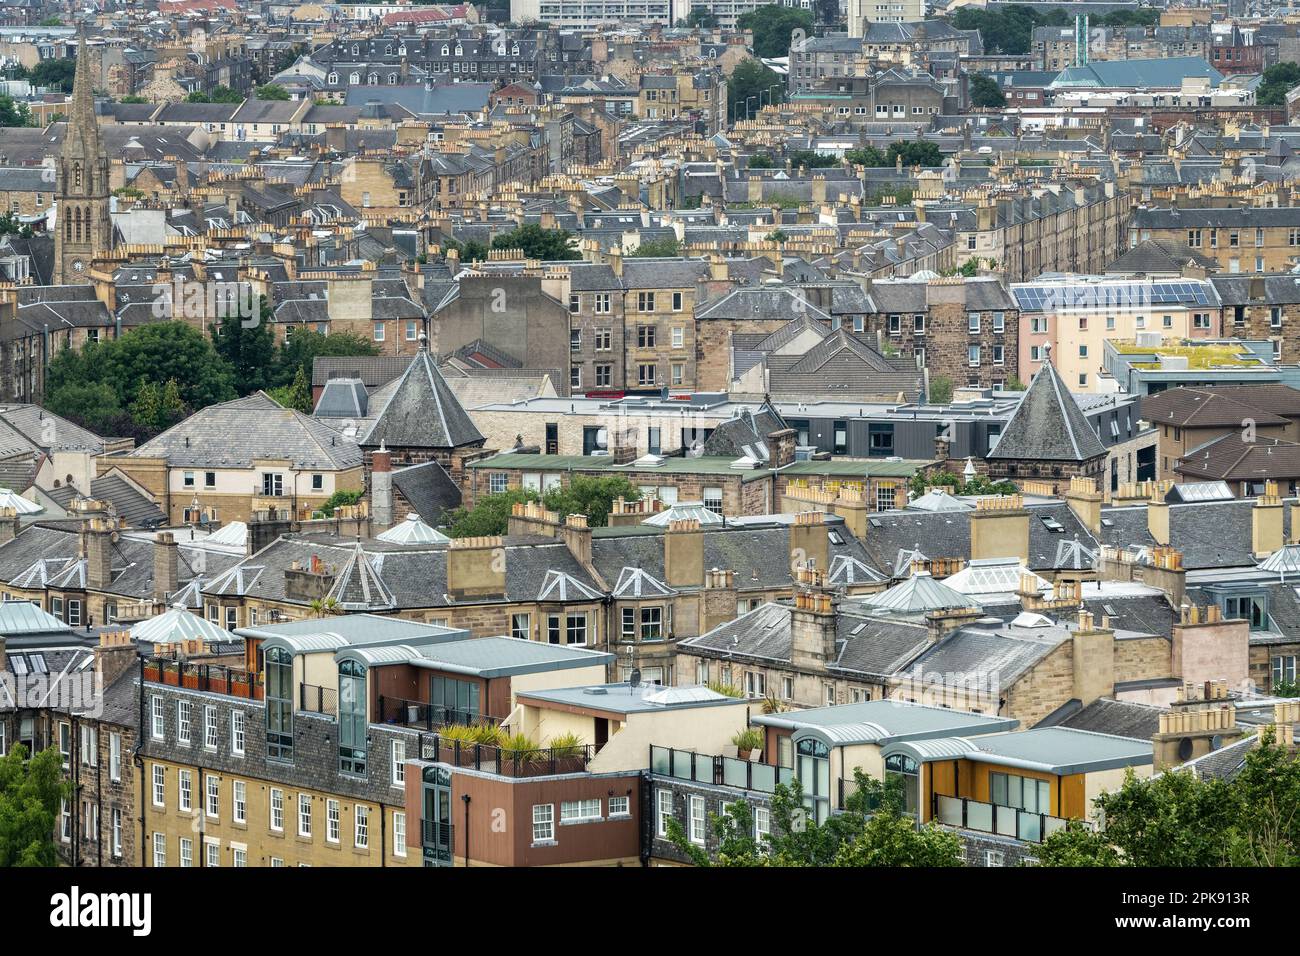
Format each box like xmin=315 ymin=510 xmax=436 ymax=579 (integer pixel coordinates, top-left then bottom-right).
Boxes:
xmin=54 ymin=23 xmax=112 ymax=285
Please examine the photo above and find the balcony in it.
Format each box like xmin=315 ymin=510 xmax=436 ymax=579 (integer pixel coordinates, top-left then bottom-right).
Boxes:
xmin=649 ymin=745 xmax=794 ymax=795
xmin=416 ymin=733 xmax=593 ymax=778
xmin=299 ymin=683 xmax=337 ymax=716
xmin=932 ymin=793 xmax=1075 ymax=844
xmin=378 ymin=695 xmax=502 ymax=732
xmin=142 ymin=658 xmax=263 ymax=700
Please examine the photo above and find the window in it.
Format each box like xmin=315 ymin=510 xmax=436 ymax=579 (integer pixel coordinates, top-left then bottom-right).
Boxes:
xmin=80 ymin=726 xmax=97 ymax=767
xmin=373 ymin=322 xmax=385 ymax=342
xmin=394 ymin=812 xmax=407 ymax=857
xmin=638 ymin=363 xmax=657 ymax=386
xmin=353 ymin=806 xmax=369 ymax=848
xmin=391 ymin=739 xmax=407 ymax=786
xmin=745 ymin=671 xmax=766 ymax=698
xmin=571 ymin=366 xmax=582 ymax=389
xmin=60 ymin=798 xmax=70 ymax=842
xmin=204 ymin=705 xmax=218 ymax=750
xmin=561 ymin=798 xmax=601 ymax=823
xmin=179 ymin=770 xmax=193 ymax=812
xmin=111 ymin=809 xmax=122 ymax=858
xmin=656 ymin=789 xmax=673 ymax=836
xmin=205 ymin=841 xmax=219 ymax=868
xmin=703 ymin=487 xmax=723 ymax=515
xmin=109 ymin=733 xmax=121 ymax=781
xmin=637 ymin=292 xmax=656 ymax=312
xmin=640 ymin=606 xmax=663 ymax=640
xmin=206 ymin=776 xmax=219 ymax=819
xmin=153 ymin=833 xmax=166 ymax=867
xmin=1271 ymin=307 xmax=1283 ymax=329
xmin=782 ymin=677 xmax=794 ymax=700
xmin=595 ymin=364 xmax=612 ymax=387
xmin=637 ymin=324 xmax=656 ymax=348
xmin=511 ymin=613 xmax=530 ymax=640
xmin=595 ymin=294 xmax=611 ymax=315
xmin=233 ymin=781 xmax=246 ymax=824
xmin=260 ymin=473 xmax=284 ymax=497
xmin=570 ymin=328 xmax=581 ymax=352
xmin=231 ymin=711 xmax=245 ymax=756
xmin=152 ymin=765 xmax=165 ymax=807
xmin=833 ymin=421 xmax=848 ymax=455
xmin=266 ymin=647 xmax=294 ymax=760
xmin=671 ymin=326 xmax=684 ymax=348
xmin=672 ymin=292 xmax=683 ymax=312
xmin=671 ymin=363 xmax=684 ymax=386
xmin=1272 ymin=655 xmax=1296 ymax=687
xmin=232 ymin=845 xmax=247 ymax=868
xmin=990 ymin=771 xmax=1051 ymax=813
xmin=270 ymin=789 xmax=284 ymax=832
xmin=327 ymin=799 xmax=341 ymax=843
xmin=489 ymin=472 xmax=509 ymax=494
xmin=430 ymin=676 xmax=481 ymax=722
xmin=151 ymin=696 xmax=165 ymax=740
xmin=532 ymin=804 xmax=555 ymax=843
xmin=177 ymin=700 xmax=192 ymax=745
xmin=914 ymin=313 xmax=926 ymax=334
xmin=1079 ymin=344 xmax=1088 ymax=358
xmin=569 ymin=294 xmax=581 ymax=314
xmin=338 ymin=660 xmax=367 ymax=775
xmin=968 ymin=345 xmax=980 ymax=367
xmin=754 ymin=806 xmax=771 ymax=844
xmin=968 ymin=312 xmax=980 ymax=333
xmin=688 ymin=795 xmax=706 ymax=845
xmin=298 ymin=794 xmax=312 ymax=837
xmin=609 ymin=796 xmax=630 ymax=817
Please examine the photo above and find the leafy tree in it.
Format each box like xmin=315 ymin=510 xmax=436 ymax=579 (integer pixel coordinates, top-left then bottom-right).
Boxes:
xmin=186 ymin=85 xmax=244 ymax=104
xmin=1256 ymin=62 xmax=1300 ymax=107
xmin=629 ymin=236 xmax=680 ymax=257
xmin=273 ymin=329 xmax=378 ymax=391
xmin=119 ymin=95 xmax=148 ymax=104
xmin=267 ymin=366 xmax=312 ymax=412
xmin=1005 ymin=376 xmax=1027 ymax=391
xmin=29 ymin=58 xmax=75 ymax=92
xmin=445 ymin=237 xmax=490 ymax=263
xmin=886 ymin=141 xmax=943 ymax=168
xmin=491 ymin=224 xmax=579 ymax=260
xmin=1226 ymin=730 xmax=1300 ymax=866
xmin=969 ymin=74 xmax=1006 ymax=109
xmin=1031 ymin=820 xmax=1122 ymax=866
xmin=737 ymin=5 xmax=814 ymax=58
xmin=45 ymin=381 xmax=127 ymax=436
xmin=130 ymin=378 xmax=188 ymax=435
xmin=747 ymin=154 xmax=775 ymax=169
xmin=0 ymin=211 xmax=33 ymax=238
xmin=543 ymin=475 xmax=641 ymax=527
xmin=318 ymin=489 xmax=365 ymax=516
xmin=255 ymin=84 xmax=290 ymax=101
xmin=680 ymin=7 xmax=719 ymax=27
xmin=948 ymin=6 xmax=1069 ymax=55
xmin=766 ymin=229 xmax=788 ymax=243
xmin=212 ymin=296 xmax=276 ymax=395
xmin=907 ymin=470 xmax=1018 ymax=499
xmin=845 ymin=145 xmax=888 ymax=167
xmin=787 ymin=149 xmax=839 ymax=168
xmin=0 ymin=746 xmax=70 ymax=867
xmin=728 ymin=57 xmax=784 ymax=122
xmin=1096 ymin=8 xmax=1160 ymax=27
xmin=445 ymin=476 xmax=642 ymax=536
xmin=1274 ymin=679 xmax=1300 ymax=697
xmin=832 ymin=807 xmax=963 ymax=866
xmin=928 ymin=375 xmax=953 ymax=404
xmin=39 ymin=16 xmax=62 ymax=25
xmin=0 ymin=94 xmax=32 ymax=128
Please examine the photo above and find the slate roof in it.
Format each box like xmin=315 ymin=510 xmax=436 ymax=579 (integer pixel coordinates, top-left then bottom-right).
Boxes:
xmin=389 ymin=459 xmax=462 ymax=527
xmin=1176 ymin=434 xmax=1300 ymax=482
xmin=700 ymin=402 xmax=788 ymax=462
xmin=1098 ymin=499 xmax=1295 ymax=570
xmin=130 ymin=393 xmax=361 ymax=469
xmin=1105 ymin=239 xmax=1218 ymax=275
xmin=45 ymin=473 xmax=165 ymax=528
xmin=360 ymin=348 xmax=484 ymax=450
xmin=986 ymin=360 xmax=1107 ymax=462
xmin=1039 ymin=697 xmax=1163 ymax=739
xmin=1141 ymin=387 xmax=1290 ymax=428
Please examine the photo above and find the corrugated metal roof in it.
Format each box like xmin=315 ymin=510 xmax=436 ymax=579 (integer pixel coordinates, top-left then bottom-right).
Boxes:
xmin=131 ymin=606 xmax=239 ymax=645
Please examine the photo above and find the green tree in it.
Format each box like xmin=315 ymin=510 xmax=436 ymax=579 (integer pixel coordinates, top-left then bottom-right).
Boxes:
xmin=318 ymin=489 xmax=365 ymax=517
xmin=543 ymin=475 xmax=641 ymax=527
xmin=832 ymin=807 xmax=963 ymax=867
xmin=491 ymin=224 xmax=579 ymax=260
xmin=273 ymin=329 xmax=379 ymax=391
xmin=0 ymin=94 xmax=32 ymax=128
xmin=186 ymin=85 xmax=244 ymax=104
xmin=30 ymin=58 xmax=75 ymax=93
xmin=255 ymin=84 xmax=290 ymax=101
xmin=845 ymin=145 xmax=889 ymax=167
xmin=39 ymin=16 xmax=62 ymax=25
xmin=1257 ymin=62 xmax=1300 ymax=107
xmin=129 ymin=378 xmax=188 ymax=434
xmin=787 ymin=149 xmax=839 ymax=168
xmin=680 ymin=7 xmax=719 ymax=27
xmin=737 ymin=5 xmax=814 ymax=58
xmin=0 ymin=746 xmax=70 ymax=867
xmin=629 ymin=236 xmax=680 ymax=257
xmin=0 ymin=211 xmax=33 ymax=238
xmin=928 ymin=375 xmax=953 ymax=404
xmin=1031 ymin=820 xmax=1122 ymax=866
xmin=212 ymin=296 xmax=276 ymax=395
xmin=1225 ymin=729 xmax=1300 ymax=867
xmin=445 ymin=236 xmax=490 ymax=263
xmin=886 ymin=141 xmax=943 ymax=168
xmin=970 ymin=74 xmax=1006 ymax=109
xmin=119 ymin=95 xmax=148 ymax=104
xmin=445 ymin=488 xmax=541 ymax=537
xmin=727 ymin=57 xmax=784 ymax=122
xmin=267 ymin=366 xmax=312 ymax=412
xmin=747 ymin=154 xmax=775 ymax=169
xmin=45 ymin=381 xmax=127 ymax=436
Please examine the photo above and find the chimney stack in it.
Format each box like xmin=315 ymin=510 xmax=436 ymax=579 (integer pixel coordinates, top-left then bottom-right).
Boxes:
xmin=790 ymin=589 xmax=837 ymax=670
xmin=371 ymin=445 xmax=394 ymax=530
xmin=446 ymin=536 xmax=507 ymax=600
xmin=788 ymin=511 xmax=829 ymax=578
xmin=1252 ymin=481 xmax=1283 ymax=558
xmin=969 ymin=495 xmax=1029 ymax=564
xmin=154 ymin=532 xmax=179 ymax=603
xmin=664 ymin=519 xmax=704 ymax=588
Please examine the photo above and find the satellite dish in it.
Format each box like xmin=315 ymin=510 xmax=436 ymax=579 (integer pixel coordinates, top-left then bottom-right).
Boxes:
xmin=1177 ymin=737 xmax=1194 ymax=761
xmin=630 ymin=668 xmax=641 ymax=689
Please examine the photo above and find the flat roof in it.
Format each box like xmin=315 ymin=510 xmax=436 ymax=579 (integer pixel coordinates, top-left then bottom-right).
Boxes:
xmin=237 ymin=614 xmax=468 ymax=654
xmin=883 ymin=726 xmax=1153 ymax=776
xmin=754 ymin=699 xmax=1019 ymax=744
xmin=516 ymin=682 xmax=748 ymax=716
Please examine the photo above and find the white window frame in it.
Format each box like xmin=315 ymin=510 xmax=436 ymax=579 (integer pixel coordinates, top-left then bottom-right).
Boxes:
xmin=327 ymin=799 xmax=341 ymax=844
xmin=231 ymin=711 xmax=245 ymax=756
xmin=532 ymin=803 xmax=555 ymax=844
xmin=355 ymin=804 xmax=369 ymax=849
xmin=394 ymin=811 xmax=407 ymax=857
xmin=233 ymin=780 xmax=247 ymax=825
xmin=298 ymin=794 xmax=312 ymax=837
xmin=688 ymin=795 xmax=706 ymax=846
xmin=270 ymin=788 xmax=284 ymax=832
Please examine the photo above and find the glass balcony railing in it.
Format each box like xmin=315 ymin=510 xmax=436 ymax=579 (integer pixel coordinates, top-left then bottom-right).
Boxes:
xmin=934 ymin=793 xmax=1075 ymax=844
xmin=649 ymin=745 xmax=794 ymax=795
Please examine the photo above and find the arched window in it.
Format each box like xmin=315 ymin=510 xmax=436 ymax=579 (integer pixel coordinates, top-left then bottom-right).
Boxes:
xmin=388 ymin=73 xmax=398 ymax=84
xmin=73 ymin=206 xmax=82 ymax=242
xmin=884 ymin=752 xmax=920 ymax=814
xmin=351 ymin=44 xmax=359 ymax=56
xmin=338 ymin=659 xmax=367 ymax=775
xmin=368 ymin=72 xmax=379 ymax=85
xmin=349 ymin=72 xmax=360 ymax=85
xmin=511 ymin=44 xmax=520 ymax=56
xmin=266 ymin=647 xmax=294 ymax=760
xmin=73 ymin=162 xmax=82 ymax=189
xmin=327 ymin=72 xmax=338 ymax=85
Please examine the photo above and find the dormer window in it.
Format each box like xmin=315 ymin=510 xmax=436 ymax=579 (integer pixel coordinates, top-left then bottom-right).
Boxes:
xmin=327 ymin=72 xmax=338 ymax=85
xmin=351 ymin=44 xmax=359 ymax=56
xmin=441 ymin=44 xmax=449 ymax=55
xmin=388 ymin=73 xmax=398 ymax=84
xmin=454 ymin=45 xmax=463 ymax=56
xmin=349 ymin=72 xmax=360 ymax=85
xmin=385 ymin=44 xmax=392 ymax=55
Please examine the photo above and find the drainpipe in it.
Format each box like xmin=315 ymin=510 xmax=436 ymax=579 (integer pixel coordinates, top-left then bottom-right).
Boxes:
xmin=461 ymin=793 xmax=471 ymax=867
xmin=135 ymin=657 xmax=147 ymax=867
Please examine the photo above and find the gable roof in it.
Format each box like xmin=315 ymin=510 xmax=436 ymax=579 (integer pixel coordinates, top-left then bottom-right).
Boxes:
xmin=986 ymin=360 xmax=1107 ymax=462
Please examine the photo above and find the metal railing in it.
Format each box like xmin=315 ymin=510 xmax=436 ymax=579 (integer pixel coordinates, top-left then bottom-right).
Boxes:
xmin=649 ymin=745 xmax=794 ymax=794
xmin=417 ymin=733 xmax=593 ymax=778
xmin=142 ymin=658 xmax=263 ymax=700
xmin=299 ymin=683 xmax=337 ymax=716
xmin=933 ymin=793 xmax=1075 ymax=844
xmin=379 ymin=695 xmax=501 ymax=731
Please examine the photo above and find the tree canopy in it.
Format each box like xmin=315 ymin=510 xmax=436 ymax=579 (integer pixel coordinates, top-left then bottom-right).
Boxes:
xmin=491 ymin=224 xmax=579 ymax=260
xmin=444 ymin=476 xmax=642 ymax=536
xmin=1257 ymin=62 xmax=1300 ymax=107
xmin=255 ymin=84 xmax=291 ymax=101
xmin=970 ymin=74 xmax=1006 ymax=109
xmin=0 ymin=746 xmax=70 ymax=867
xmin=628 ymin=236 xmax=681 ymax=257
xmin=845 ymin=141 xmax=943 ymax=169
xmin=0 ymin=95 xmax=32 ymax=128
xmin=737 ymin=5 xmax=814 ymax=58
xmin=186 ymin=85 xmax=244 ymax=104
xmin=727 ymin=57 xmax=785 ymax=122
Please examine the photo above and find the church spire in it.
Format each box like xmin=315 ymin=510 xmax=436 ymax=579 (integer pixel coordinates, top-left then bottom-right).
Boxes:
xmin=62 ymin=21 xmax=104 ymax=175
xmin=54 ymin=19 xmax=112 ymax=284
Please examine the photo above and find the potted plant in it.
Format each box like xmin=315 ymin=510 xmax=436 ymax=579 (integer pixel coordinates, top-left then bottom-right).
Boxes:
xmin=732 ymin=727 xmax=764 ymax=760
